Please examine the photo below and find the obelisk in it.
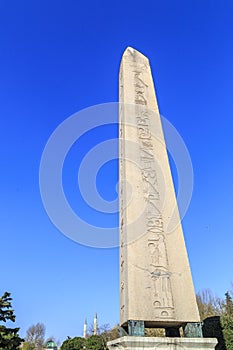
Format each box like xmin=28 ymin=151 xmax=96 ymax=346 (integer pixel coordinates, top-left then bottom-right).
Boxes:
xmin=119 ymin=47 xmax=200 ymax=333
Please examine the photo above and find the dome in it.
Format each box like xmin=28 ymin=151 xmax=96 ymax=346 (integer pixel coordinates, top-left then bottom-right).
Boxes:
xmin=46 ymin=340 xmax=58 ymax=349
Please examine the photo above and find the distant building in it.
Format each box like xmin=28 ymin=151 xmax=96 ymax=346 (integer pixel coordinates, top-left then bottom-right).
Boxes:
xmin=83 ymin=313 xmax=98 ymax=337
xmin=94 ymin=313 xmax=98 ymax=335
xmin=45 ymin=340 xmax=58 ymax=350
xmin=83 ymin=318 xmax=87 ymax=338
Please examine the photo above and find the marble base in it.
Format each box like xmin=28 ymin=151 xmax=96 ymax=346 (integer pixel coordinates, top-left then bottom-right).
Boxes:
xmin=107 ymin=336 xmax=217 ymax=350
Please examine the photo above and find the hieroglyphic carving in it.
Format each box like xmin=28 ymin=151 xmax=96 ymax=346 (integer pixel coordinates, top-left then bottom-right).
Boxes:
xmin=134 ymin=71 xmax=148 ymax=105
xmin=133 ymin=74 xmax=175 ymax=318
xmin=120 ymin=260 xmax=124 ymax=273
xmin=119 ymin=69 xmax=125 ymax=314
xmin=121 ymin=281 xmax=125 ymax=291
xmin=148 ymin=236 xmax=173 ymax=313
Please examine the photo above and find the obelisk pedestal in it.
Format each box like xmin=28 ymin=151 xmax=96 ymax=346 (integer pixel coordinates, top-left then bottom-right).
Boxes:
xmin=108 ymin=336 xmax=218 ymax=350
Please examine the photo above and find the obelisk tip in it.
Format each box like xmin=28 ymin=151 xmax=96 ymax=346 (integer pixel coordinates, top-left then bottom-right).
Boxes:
xmin=122 ymin=46 xmax=149 ymax=62
xmin=123 ymin=46 xmax=135 ymax=55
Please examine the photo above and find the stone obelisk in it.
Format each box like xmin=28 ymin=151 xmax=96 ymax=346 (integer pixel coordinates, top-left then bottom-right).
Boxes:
xmin=119 ymin=47 xmax=200 ymax=333
xmin=108 ymin=46 xmax=217 ymax=350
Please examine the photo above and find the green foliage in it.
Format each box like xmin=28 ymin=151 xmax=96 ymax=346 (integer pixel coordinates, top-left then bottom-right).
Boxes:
xmin=225 ymin=292 xmax=233 ymax=317
xmin=198 ymin=288 xmax=233 ymax=350
xmin=86 ymin=335 xmax=104 ymax=350
xmin=22 ymin=342 xmax=35 ymax=350
xmin=221 ymin=315 xmax=233 ymax=350
xmin=61 ymin=336 xmax=86 ymax=350
xmin=0 ymin=292 xmax=23 ymax=350
xmin=61 ymin=335 xmax=105 ymax=350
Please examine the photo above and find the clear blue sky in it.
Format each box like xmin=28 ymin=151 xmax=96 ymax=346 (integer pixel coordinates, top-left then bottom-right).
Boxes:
xmin=1 ymin=0 xmax=233 ymax=344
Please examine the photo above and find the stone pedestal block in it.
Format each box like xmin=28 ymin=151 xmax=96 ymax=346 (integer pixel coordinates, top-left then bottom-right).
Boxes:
xmin=107 ymin=336 xmax=217 ymax=350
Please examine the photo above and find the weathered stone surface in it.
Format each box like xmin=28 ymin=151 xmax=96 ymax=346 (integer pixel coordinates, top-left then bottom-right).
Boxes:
xmin=107 ymin=336 xmax=217 ymax=350
xmin=119 ymin=47 xmax=200 ymax=327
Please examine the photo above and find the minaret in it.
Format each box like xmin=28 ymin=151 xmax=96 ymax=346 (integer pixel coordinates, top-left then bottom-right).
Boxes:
xmin=83 ymin=318 xmax=87 ymax=339
xmin=93 ymin=312 xmax=97 ymax=335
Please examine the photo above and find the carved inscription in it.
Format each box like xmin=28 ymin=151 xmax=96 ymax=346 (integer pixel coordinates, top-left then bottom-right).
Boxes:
xmin=134 ymin=76 xmax=175 ymax=318
xmin=134 ymin=71 xmax=148 ymax=105
xmin=148 ymin=236 xmax=173 ymax=312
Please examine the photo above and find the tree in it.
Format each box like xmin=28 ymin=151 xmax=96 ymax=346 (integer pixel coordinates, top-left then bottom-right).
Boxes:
xmin=199 ymin=288 xmax=233 ymax=350
xmin=25 ymin=323 xmax=45 ymax=349
xmin=22 ymin=342 xmax=35 ymax=350
xmin=196 ymin=289 xmax=224 ymax=321
xmin=0 ymin=291 xmax=23 ymax=350
xmin=225 ymin=292 xmax=233 ymax=317
xmin=145 ymin=328 xmax=165 ymax=337
xmin=98 ymin=324 xmax=119 ymax=342
xmin=86 ymin=335 xmax=104 ymax=350
xmin=221 ymin=315 xmax=233 ymax=350
xmin=61 ymin=336 xmax=85 ymax=350
xmin=220 ymin=291 xmax=233 ymax=350
xmin=61 ymin=334 xmax=106 ymax=350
